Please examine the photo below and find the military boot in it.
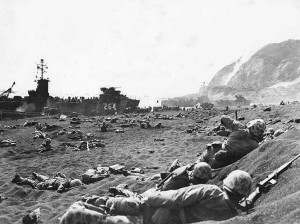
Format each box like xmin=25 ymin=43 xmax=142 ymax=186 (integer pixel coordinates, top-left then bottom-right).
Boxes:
xmin=32 ymin=172 xmax=38 ymax=179
xmin=12 ymin=175 xmax=37 ymax=188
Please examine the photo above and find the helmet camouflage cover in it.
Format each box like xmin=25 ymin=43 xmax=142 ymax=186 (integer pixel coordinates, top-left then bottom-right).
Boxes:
xmin=223 ymin=170 xmax=252 ymax=197
xmin=70 ymin=179 xmax=82 ymax=187
xmin=192 ymin=162 xmax=212 ymax=180
xmin=246 ymin=119 xmax=266 ymax=137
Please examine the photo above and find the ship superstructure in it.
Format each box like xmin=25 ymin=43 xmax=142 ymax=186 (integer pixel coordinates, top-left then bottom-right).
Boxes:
xmin=0 ymin=59 xmax=140 ymax=116
xmin=27 ymin=59 xmax=50 ymax=111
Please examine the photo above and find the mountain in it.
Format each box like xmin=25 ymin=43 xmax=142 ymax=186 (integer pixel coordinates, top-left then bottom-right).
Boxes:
xmin=207 ymin=39 xmax=300 ymax=103
xmin=162 ymin=39 xmax=300 ymax=107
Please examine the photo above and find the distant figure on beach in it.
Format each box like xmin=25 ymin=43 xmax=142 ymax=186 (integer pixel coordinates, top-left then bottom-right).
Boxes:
xmin=59 ymin=170 xmax=252 ymax=224
xmin=38 ymin=138 xmax=53 ymax=153
xmin=12 ymin=172 xmax=82 ymax=193
xmin=198 ymin=115 xmax=266 ymax=168
xmin=140 ymin=121 xmax=151 ymax=129
xmin=101 ymin=122 xmax=108 ymax=132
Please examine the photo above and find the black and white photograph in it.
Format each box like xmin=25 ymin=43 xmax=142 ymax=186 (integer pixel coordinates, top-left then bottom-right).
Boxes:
xmin=1 ymin=0 xmax=300 ymax=223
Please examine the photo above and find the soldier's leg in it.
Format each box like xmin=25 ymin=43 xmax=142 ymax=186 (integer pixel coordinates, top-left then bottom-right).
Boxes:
xmin=106 ymin=197 xmax=143 ymax=216
xmin=90 ymin=174 xmax=106 ymax=183
xmin=32 ymin=172 xmax=49 ymax=181
xmin=36 ymin=182 xmax=48 ymax=190
xmin=207 ymin=150 xmax=233 ymax=169
xmin=59 ymin=201 xmax=130 ymax=224
xmin=53 ymin=172 xmax=66 ymax=178
xmin=141 ymin=204 xmax=156 ymax=224
xmin=13 ymin=176 xmax=37 ymax=188
xmin=108 ymin=187 xmax=136 ymax=197
xmin=82 ymin=195 xmax=109 ymax=207
xmin=151 ymin=208 xmax=172 ymax=224
xmin=197 ymin=146 xmax=214 ymax=164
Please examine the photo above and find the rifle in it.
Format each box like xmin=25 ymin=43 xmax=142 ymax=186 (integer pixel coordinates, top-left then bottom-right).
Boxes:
xmin=245 ymin=153 xmax=300 ymax=209
xmin=156 ymin=161 xmax=196 ymax=189
xmin=156 ymin=172 xmax=174 ymax=189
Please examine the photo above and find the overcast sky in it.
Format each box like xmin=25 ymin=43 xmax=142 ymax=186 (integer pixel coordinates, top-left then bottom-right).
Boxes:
xmin=1 ymin=0 xmax=300 ymax=106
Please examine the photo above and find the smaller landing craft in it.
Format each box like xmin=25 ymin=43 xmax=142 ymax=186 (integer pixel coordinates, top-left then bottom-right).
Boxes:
xmin=216 ymin=95 xmax=251 ymax=107
xmin=0 ymin=82 xmax=24 ymax=111
xmin=0 ymin=82 xmax=15 ymax=99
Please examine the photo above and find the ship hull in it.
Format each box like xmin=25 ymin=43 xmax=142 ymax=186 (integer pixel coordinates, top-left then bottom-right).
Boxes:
xmin=0 ymin=100 xmax=23 ymax=111
xmin=53 ymin=98 xmax=140 ymax=115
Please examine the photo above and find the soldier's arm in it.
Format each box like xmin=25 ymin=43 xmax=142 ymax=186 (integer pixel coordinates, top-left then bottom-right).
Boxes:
xmin=143 ymin=185 xmax=207 ymax=209
xmin=220 ymin=115 xmax=245 ymax=131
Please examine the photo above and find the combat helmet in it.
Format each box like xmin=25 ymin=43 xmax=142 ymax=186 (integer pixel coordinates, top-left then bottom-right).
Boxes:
xmin=44 ymin=138 xmax=52 ymax=148
xmin=70 ymin=179 xmax=83 ymax=187
xmin=45 ymin=138 xmax=51 ymax=143
xmin=192 ymin=162 xmax=212 ymax=181
xmin=223 ymin=170 xmax=252 ymax=197
xmin=246 ymin=119 xmax=266 ymax=138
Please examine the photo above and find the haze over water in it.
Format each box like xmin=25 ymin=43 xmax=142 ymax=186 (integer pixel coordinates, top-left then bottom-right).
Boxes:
xmin=1 ymin=0 xmax=300 ymax=106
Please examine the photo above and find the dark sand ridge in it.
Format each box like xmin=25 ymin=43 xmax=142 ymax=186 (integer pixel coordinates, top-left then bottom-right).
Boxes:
xmin=0 ymin=103 xmax=299 ymax=224
xmin=200 ymin=128 xmax=300 ymax=224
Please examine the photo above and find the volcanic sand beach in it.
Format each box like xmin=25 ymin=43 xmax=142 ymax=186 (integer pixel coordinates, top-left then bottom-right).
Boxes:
xmin=1 ymin=103 xmax=300 ymax=224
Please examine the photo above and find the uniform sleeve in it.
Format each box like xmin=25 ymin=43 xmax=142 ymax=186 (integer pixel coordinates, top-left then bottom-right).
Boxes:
xmin=220 ymin=115 xmax=245 ymax=131
xmin=144 ymin=185 xmax=219 ymax=209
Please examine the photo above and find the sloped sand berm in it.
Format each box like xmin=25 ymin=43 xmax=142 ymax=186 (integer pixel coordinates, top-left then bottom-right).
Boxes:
xmin=0 ymin=104 xmax=299 ymax=224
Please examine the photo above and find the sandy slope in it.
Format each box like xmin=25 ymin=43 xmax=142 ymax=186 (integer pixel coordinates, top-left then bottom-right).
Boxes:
xmin=0 ymin=104 xmax=300 ymax=224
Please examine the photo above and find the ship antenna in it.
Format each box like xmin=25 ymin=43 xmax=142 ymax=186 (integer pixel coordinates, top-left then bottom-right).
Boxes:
xmin=37 ymin=59 xmax=48 ymax=80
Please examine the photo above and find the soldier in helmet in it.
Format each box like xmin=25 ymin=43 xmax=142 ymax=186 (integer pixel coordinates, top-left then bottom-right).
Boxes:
xmin=147 ymin=169 xmax=252 ymax=224
xmin=262 ymin=127 xmax=275 ymax=142
xmin=38 ymin=138 xmax=53 ymax=153
xmin=12 ymin=172 xmax=83 ymax=193
xmin=157 ymin=162 xmax=212 ymax=191
xmin=59 ymin=170 xmax=252 ymax=224
xmin=101 ymin=122 xmax=108 ymax=132
xmin=199 ymin=115 xmax=266 ymax=168
xmin=222 ymin=170 xmax=252 ymax=201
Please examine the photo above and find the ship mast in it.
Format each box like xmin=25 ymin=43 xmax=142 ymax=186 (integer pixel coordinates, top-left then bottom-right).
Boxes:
xmin=37 ymin=59 xmax=48 ymax=80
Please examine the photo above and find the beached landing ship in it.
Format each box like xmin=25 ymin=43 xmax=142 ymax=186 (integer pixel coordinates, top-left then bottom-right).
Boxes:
xmin=56 ymin=87 xmax=140 ymax=115
xmin=40 ymin=59 xmax=140 ymax=115
xmin=0 ymin=59 xmax=140 ymax=116
xmin=99 ymin=87 xmax=140 ymax=114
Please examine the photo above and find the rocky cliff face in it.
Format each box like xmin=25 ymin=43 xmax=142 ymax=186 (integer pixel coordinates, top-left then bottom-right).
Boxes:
xmin=208 ymin=39 xmax=300 ymax=103
xmin=208 ymin=61 xmax=237 ymax=87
